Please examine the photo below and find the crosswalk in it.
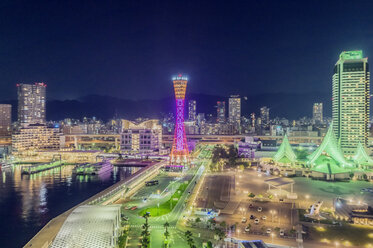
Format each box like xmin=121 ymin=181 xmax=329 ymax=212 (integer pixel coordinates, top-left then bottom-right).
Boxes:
xmin=129 ymin=224 xmax=176 ymax=229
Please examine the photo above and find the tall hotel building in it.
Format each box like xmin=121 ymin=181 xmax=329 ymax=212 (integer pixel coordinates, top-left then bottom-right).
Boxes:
xmin=217 ymin=101 xmax=226 ymax=123
xmin=332 ymin=50 xmax=370 ymax=154
xmin=188 ymin=100 xmax=196 ymax=121
xmin=312 ymin=103 xmax=323 ymax=124
xmin=0 ymin=104 xmax=11 ymax=137
xmin=17 ymin=83 xmax=46 ymax=126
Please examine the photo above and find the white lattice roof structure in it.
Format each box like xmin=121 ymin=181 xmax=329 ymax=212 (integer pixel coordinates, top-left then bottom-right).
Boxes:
xmin=50 ymin=205 xmax=121 ymax=248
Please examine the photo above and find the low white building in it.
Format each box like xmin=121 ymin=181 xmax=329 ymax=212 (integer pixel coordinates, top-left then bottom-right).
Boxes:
xmin=50 ymin=205 xmax=121 ymax=248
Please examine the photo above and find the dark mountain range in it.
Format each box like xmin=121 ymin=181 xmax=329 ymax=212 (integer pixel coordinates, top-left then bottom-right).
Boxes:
xmin=0 ymin=92 xmax=331 ymax=122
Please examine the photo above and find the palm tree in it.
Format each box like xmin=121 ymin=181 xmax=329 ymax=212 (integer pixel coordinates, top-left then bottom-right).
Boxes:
xmin=141 ymin=212 xmax=151 ymax=248
xmin=163 ymin=222 xmax=170 ymax=245
xmin=184 ymin=230 xmax=194 ymax=247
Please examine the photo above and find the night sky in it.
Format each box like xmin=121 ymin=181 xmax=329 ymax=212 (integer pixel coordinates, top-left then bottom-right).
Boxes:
xmin=1 ymin=0 xmax=373 ymax=101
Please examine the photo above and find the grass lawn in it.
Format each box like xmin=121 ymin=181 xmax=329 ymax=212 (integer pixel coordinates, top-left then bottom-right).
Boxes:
xmin=139 ymin=181 xmax=189 ymax=217
xmin=309 ymin=224 xmax=373 ymax=247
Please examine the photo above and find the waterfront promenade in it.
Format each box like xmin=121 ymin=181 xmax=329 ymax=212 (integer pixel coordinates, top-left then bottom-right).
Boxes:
xmin=24 ymin=160 xmax=166 ymax=248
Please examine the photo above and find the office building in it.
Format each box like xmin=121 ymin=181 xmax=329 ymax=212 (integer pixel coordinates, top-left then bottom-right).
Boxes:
xmin=260 ymin=106 xmax=270 ymax=127
xmin=17 ymin=83 xmax=46 ymax=126
xmin=313 ymin=103 xmax=323 ymax=124
xmin=197 ymin=113 xmax=206 ymax=126
xmin=0 ymin=104 xmax=11 ymax=137
xmin=332 ymin=50 xmax=370 ymax=154
xmin=216 ymin=101 xmax=226 ymax=123
xmin=229 ymin=95 xmax=241 ymax=133
xmin=188 ymin=100 xmax=196 ymax=121
xmin=120 ymin=119 xmax=162 ymax=154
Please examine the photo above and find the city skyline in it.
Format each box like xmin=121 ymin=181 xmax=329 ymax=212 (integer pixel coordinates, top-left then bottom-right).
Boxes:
xmin=3 ymin=1 xmax=373 ymax=248
xmin=1 ymin=1 xmax=373 ymax=101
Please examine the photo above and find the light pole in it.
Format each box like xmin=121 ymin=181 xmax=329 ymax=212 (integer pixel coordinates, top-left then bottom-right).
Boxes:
xmin=270 ymin=210 xmax=276 ymax=223
xmin=305 ymin=194 xmax=310 ymax=209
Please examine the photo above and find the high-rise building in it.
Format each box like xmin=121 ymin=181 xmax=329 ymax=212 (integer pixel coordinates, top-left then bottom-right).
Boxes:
xmin=332 ymin=50 xmax=370 ymax=154
xmin=188 ymin=100 xmax=196 ymax=121
xmin=170 ymin=74 xmax=189 ymax=165
xmin=0 ymin=104 xmax=11 ymax=137
xmin=229 ymin=95 xmax=241 ymax=123
xmin=312 ymin=103 xmax=323 ymax=124
xmin=17 ymin=83 xmax=46 ymax=126
xmin=216 ymin=101 xmax=226 ymax=123
xmin=250 ymin=113 xmax=256 ymax=127
xmin=260 ymin=106 xmax=270 ymax=127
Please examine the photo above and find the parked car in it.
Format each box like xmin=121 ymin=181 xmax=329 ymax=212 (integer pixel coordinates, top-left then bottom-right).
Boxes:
xmin=241 ymin=217 xmax=247 ymax=223
xmin=250 ymin=215 xmax=255 ymax=219
xmin=266 ymin=228 xmax=272 ymax=234
xmin=257 ymin=207 xmax=262 ymax=212
xmin=130 ymin=206 xmax=138 ymax=210
xmin=254 ymin=218 xmax=260 ymax=224
xmin=280 ymin=229 xmax=285 ymax=236
xmin=249 ymin=204 xmax=254 ymax=208
xmin=262 ymin=215 xmax=267 ymax=220
xmin=124 ymin=206 xmax=130 ymax=210
xmin=245 ymin=225 xmax=251 ymax=232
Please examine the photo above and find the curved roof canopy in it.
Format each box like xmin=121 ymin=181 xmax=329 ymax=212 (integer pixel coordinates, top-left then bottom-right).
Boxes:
xmin=273 ymin=134 xmax=297 ymax=164
xmin=307 ymin=124 xmax=352 ymax=168
xmin=353 ymin=143 xmax=373 ymax=166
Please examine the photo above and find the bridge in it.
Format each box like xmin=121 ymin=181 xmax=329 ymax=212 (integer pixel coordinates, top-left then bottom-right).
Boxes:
xmin=62 ymin=133 xmax=325 ymax=149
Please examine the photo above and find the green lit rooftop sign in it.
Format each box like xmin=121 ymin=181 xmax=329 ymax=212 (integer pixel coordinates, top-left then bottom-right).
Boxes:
xmin=339 ymin=50 xmax=363 ymax=60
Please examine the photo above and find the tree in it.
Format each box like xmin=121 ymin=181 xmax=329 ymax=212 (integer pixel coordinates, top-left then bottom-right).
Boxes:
xmin=163 ymin=222 xmax=170 ymax=247
xmin=215 ymin=228 xmax=226 ymax=240
xmin=141 ymin=212 xmax=151 ymax=247
xmin=248 ymin=192 xmax=255 ymax=198
xmin=184 ymin=230 xmax=194 ymax=247
xmin=220 ymin=221 xmax=227 ymax=229
xmin=206 ymin=241 xmax=213 ymax=248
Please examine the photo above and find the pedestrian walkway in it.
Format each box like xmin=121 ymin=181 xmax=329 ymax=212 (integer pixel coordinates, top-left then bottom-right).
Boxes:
xmin=129 ymin=224 xmax=176 ymax=229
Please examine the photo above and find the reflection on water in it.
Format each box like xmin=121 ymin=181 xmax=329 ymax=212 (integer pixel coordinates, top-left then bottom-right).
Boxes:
xmin=0 ymin=164 xmax=138 ymax=248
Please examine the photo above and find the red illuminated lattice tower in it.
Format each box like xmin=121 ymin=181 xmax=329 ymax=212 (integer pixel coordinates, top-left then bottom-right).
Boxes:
xmin=170 ymin=74 xmax=190 ymax=165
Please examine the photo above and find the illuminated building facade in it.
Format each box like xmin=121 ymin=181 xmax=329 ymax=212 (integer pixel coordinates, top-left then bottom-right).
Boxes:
xmin=313 ymin=103 xmax=323 ymax=124
xmin=260 ymin=106 xmax=270 ymax=127
xmin=229 ymin=95 xmax=241 ymax=133
xmin=120 ymin=119 xmax=162 ymax=154
xmin=332 ymin=50 xmax=370 ymax=154
xmin=170 ymin=74 xmax=189 ymax=165
xmin=0 ymin=104 xmax=12 ymax=137
xmin=188 ymin=100 xmax=196 ymax=121
xmin=17 ymin=83 xmax=46 ymax=126
xmin=217 ymin=101 xmax=226 ymax=123
xmin=12 ymin=124 xmax=61 ymax=155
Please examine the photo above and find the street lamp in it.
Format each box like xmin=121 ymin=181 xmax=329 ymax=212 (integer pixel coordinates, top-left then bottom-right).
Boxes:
xmin=304 ymin=194 xmax=310 ymax=209
xmin=270 ymin=210 xmax=276 ymax=223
